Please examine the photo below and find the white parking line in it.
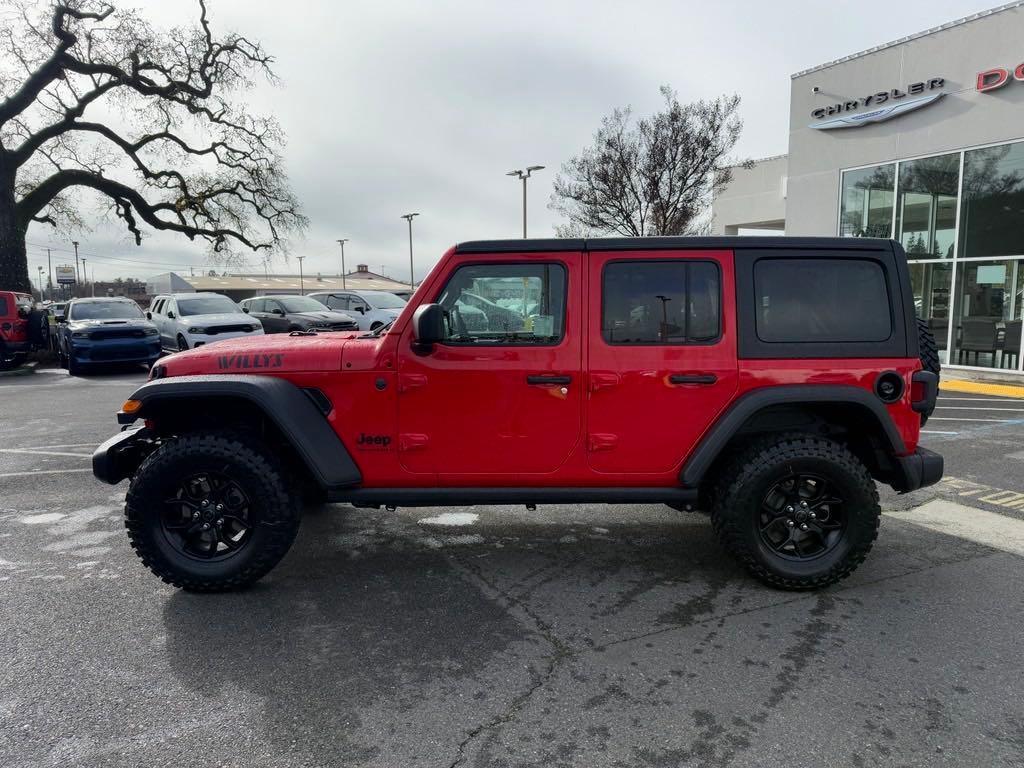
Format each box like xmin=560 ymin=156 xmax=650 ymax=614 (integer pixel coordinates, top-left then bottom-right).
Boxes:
xmin=0 ymin=468 xmax=93 ymax=478
xmin=938 ymin=397 xmax=1024 ymax=403
xmin=0 ymin=448 xmax=92 ymax=458
xmin=927 ymin=417 xmax=1018 ymax=422
xmin=934 ymin=406 xmax=1024 ymax=411
xmin=887 ymin=499 xmax=1024 ymax=557
xmin=921 ymin=430 xmax=959 ymax=435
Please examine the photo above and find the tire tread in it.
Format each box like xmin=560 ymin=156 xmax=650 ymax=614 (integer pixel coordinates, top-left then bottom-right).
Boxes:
xmin=710 ymin=434 xmax=880 ymax=591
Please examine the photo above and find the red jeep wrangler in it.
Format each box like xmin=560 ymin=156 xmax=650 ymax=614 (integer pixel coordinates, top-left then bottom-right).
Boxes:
xmin=0 ymin=290 xmax=38 ymax=370
xmin=93 ymin=237 xmax=942 ymax=591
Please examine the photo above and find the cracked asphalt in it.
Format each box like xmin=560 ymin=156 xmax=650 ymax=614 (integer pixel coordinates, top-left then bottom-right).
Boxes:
xmin=2 ymin=367 xmax=1024 ymax=767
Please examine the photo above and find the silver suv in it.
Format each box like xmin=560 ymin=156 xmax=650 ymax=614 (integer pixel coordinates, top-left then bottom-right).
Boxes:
xmin=147 ymin=293 xmax=263 ymax=352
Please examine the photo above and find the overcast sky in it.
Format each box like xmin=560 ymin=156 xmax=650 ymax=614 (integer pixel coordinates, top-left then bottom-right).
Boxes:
xmin=24 ymin=0 xmax=1002 ymax=284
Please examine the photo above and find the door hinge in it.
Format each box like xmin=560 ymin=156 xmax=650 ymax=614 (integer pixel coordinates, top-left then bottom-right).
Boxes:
xmin=588 ymin=433 xmax=618 ymax=452
xmin=399 ymin=433 xmax=429 ymax=451
xmin=399 ymin=373 xmax=428 ymax=393
xmin=590 ymin=373 xmax=620 ymax=393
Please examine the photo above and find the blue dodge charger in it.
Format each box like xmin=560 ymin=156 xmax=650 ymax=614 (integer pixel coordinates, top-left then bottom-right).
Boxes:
xmin=58 ymin=297 xmax=161 ymax=375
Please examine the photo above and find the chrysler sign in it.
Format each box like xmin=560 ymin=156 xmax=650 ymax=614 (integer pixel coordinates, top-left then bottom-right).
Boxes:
xmin=810 ymin=78 xmax=945 ymax=130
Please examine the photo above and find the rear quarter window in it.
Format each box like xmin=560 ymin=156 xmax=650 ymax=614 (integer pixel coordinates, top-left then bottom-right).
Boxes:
xmin=0 ymin=296 xmax=8 ymax=316
xmin=754 ymin=258 xmax=892 ymax=343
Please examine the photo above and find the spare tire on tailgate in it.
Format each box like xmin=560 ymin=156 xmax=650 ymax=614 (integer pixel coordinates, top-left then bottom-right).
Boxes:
xmin=916 ymin=317 xmax=941 ymax=425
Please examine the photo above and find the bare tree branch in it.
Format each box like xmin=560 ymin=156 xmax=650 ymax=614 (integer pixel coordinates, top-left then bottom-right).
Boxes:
xmin=0 ymin=0 xmax=305 ymax=292
xmin=550 ymin=86 xmax=750 ymax=237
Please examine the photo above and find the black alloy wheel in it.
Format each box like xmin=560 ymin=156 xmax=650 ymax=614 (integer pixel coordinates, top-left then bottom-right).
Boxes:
xmin=758 ymin=472 xmax=845 ymax=561
xmin=162 ymin=472 xmax=253 ymax=561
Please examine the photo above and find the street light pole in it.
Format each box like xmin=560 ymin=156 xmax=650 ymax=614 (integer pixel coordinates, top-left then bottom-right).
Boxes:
xmin=401 ymin=213 xmax=419 ymax=289
xmin=336 ymin=238 xmax=349 ymax=289
xmin=47 ymin=248 xmax=53 ymax=301
xmin=506 ymin=165 xmax=544 ymax=238
xmin=37 ymin=267 xmax=45 ymax=301
xmin=80 ymin=258 xmax=87 ymax=296
xmin=71 ymin=240 xmax=80 ymax=297
xmin=297 ymin=255 xmax=305 ymax=295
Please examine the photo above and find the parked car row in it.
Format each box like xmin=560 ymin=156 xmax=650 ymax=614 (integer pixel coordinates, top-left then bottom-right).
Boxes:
xmin=20 ymin=289 xmax=410 ymax=375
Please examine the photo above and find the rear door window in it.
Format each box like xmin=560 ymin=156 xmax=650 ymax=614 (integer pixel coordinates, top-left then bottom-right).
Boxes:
xmin=754 ymin=258 xmax=892 ymax=343
xmin=0 ymin=296 xmax=8 ymax=316
xmin=601 ymin=260 xmax=721 ymax=344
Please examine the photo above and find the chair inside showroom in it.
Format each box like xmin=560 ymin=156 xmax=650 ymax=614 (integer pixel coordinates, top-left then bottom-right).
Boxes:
xmin=958 ymin=318 xmax=1000 ymax=365
xmin=999 ymin=320 xmax=1022 ymax=370
xmin=927 ymin=318 xmax=949 ymax=350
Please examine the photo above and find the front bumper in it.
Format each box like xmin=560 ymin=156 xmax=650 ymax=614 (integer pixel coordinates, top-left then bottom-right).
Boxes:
xmin=92 ymin=426 xmax=157 ymax=484
xmin=71 ymin=338 xmax=162 ymax=364
xmin=890 ymin=446 xmax=944 ymax=493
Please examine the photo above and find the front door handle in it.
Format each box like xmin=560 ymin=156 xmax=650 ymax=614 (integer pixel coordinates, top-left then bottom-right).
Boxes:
xmin=669 ymin=373 xmax=718 ymax=385
xmin=527 ymin=374 xmax=572 ymax=385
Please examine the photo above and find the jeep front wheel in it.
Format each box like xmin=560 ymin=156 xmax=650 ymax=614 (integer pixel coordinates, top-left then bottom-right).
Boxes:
xmin=710 ymin=434 xmax=880 ymax=590
xmin=125 ymin=431 xmax=300 ymax=591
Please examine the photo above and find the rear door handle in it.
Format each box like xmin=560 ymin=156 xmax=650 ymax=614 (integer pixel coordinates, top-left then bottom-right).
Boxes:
xmin=669 ymin=373 xmax=718 ymax=385
xmin=527 ymin=374 xmax=572 ymax=385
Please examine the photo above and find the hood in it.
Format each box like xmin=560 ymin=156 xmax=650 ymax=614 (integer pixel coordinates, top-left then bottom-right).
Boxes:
xmin=290 ymin=310 xmax=356 ymax=323
xmin=68 ymin=318 xmax=155 ymax=331
xmin=177 ymin=312 xmax=255 ymax=326
xmin=157 ymin=330 xmax=359 ymax=376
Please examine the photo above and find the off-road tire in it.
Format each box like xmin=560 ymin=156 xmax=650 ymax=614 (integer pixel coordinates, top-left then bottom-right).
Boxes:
xmin=710 ymin=434 xmax=880 ymax=590
xmin=125 ymin=431 xmax=301 ymax=591
xmin=915 ymin=317 xmax=941 ymax=425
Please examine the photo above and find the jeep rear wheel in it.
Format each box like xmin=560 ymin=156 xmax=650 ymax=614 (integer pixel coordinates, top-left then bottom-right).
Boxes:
xmin=125 ymin=431 xmax=300 ymax=591
xmin=711 ymin=434 xmax=880 ymax=590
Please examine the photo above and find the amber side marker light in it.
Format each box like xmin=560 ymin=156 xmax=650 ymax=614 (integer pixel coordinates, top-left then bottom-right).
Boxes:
xmin=121 ymin=399 xmax=143 ymax=415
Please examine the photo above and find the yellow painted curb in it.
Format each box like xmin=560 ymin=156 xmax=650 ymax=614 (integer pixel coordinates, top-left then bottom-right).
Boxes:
xmin=940 ymin=379 xmax=1024 ymax=398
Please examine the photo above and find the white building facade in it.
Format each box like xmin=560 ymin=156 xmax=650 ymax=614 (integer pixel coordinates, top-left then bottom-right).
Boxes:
xmin=712 ymin=2 xmax=1024 ymax=374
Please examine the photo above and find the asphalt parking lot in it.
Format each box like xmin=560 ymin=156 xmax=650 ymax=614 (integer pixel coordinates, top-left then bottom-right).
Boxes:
xmin=3 ymin=368 xmax=1024 ymax=767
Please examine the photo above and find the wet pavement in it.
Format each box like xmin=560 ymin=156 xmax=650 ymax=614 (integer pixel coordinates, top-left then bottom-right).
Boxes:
xmin=2 ymin=368 xmax=1024 ymax=767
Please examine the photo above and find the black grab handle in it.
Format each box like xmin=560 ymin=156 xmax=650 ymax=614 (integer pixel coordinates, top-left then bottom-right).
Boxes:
xmin=527 ymin=375 xmax=572 ymax=385
xmin=669 ymin=374 xmax=718 ymax=385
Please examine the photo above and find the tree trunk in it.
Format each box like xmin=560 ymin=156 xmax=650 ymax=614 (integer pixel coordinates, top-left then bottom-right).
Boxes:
xmin=0 ymin=170 xmax=30 ymax=294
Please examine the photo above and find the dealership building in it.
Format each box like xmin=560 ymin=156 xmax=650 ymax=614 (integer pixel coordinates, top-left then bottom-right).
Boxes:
xmin=712 ymin=2 xmax=1024 ymax=374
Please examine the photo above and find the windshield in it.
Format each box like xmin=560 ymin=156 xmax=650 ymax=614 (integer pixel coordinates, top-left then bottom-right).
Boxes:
xmin=278 ymin=296 xmax=331 ymax=313
xmin=69 ymin=301 xmax=144 ymax=321
xmin=177 ymin=296 xmax=241 ymax=316
xmin=362 ymin=291 xmax=407 ymax=309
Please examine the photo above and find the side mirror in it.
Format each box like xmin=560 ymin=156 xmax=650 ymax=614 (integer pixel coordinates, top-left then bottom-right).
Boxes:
xmin=167 ymin=311 xmax=176 ymax=319
xmin=242 ymin=306 xmax=250 ymax=313
xmin=56 ymin=315 xmax=67 ymax=324
xmin=145 ymin=311 xmax=152 ymax=320
xmin=412 ymin=303 xmax=445 ymax=349
xmin=355 ymin=306 xmax=365 ymax=313
xmin=272 ymin=308 xmax=284 ymax=316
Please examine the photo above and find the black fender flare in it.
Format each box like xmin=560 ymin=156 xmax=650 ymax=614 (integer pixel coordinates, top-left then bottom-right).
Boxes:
xmin=679 ymin=384 xmax=907 ymax=488
xmin=103 ymin=374 xmax=361 ymax=489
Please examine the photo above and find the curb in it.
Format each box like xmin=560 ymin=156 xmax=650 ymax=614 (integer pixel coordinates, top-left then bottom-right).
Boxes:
xmin=0 ymin=361 xmax=38 ymax=378
xmin=941 ymin=378 xmax=1024 ymax=399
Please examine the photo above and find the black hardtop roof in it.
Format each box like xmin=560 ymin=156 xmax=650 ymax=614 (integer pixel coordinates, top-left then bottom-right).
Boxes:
xmin=454 ymin=236 xmax=896 ymax=254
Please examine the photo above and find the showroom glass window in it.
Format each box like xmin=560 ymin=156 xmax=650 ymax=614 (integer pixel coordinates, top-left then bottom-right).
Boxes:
xmin=840 ymin=164 xmax=895 ymax=238
xmin=959 ymin=141 xmax=1024 ymax=260
xmin=909 ymin=262 xmax=953 ymax=356
xmin=895 ymin=153 xmax=959 ymax=258
xmin=950 ymin=260 xmax=1024 ymax=370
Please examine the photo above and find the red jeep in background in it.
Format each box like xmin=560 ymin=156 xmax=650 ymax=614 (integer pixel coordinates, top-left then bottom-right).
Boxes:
xmin=93 ymin=237 xmax=942 ymax=592
xmin=0 ymin=290 xmax=35 ymax=370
